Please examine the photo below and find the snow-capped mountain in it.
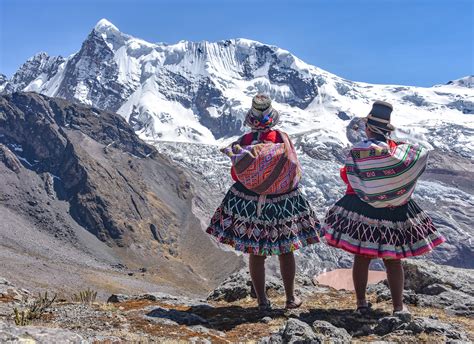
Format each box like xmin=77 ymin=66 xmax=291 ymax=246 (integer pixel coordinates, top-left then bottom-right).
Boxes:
xmin=445 ymin=75 xmax=474 ymax=89
xmin=2 ymin=19 xmax=473 ymax=273
xmin=3 ymin=19 xmax=473 ymax=146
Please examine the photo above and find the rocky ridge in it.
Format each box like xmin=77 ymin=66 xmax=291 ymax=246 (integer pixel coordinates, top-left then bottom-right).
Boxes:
xmin=0 ymin=92 xmax=242 ymax=296
xmin=0 ymin=260 xmax=472 ymax=343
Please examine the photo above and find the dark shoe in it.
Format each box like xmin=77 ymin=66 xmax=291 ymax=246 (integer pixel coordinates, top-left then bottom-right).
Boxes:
xmin=258 ymin=300 xmax=272 ymax=312
xmin=355 ymin=302 xmax=372 ymax=315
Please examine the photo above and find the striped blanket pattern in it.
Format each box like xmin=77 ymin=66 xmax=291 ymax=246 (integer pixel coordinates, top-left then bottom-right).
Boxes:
xmin=346 ymin=141 xmax=429 ymax=208
xmin=221 ymin=131 xmax=302 ymax=195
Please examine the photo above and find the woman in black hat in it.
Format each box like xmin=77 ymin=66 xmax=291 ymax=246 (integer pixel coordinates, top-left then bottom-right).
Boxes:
xmin=323 ymin=101 xmax=445 ymax=315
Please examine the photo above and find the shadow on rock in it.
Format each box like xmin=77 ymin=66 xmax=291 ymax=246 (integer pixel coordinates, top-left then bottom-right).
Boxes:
xmin=298 ymin=307 xmax=390 ymax=336
xmin=147 ymin=304 xmax=286 ymax=331
xmin=146 ymin=303 xmax=390 ymax=337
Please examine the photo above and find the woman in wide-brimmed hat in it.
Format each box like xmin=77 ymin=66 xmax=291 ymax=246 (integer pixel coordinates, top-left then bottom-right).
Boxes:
xmin=323 ymin=101 xmax=445 ymax=315
xmin=206 ymin=94 xmax=321 ymax=311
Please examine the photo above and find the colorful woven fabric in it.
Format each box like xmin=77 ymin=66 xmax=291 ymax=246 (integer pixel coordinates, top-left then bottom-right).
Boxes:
xmin=221 ymin=131 xmax=302 ymax=195
xmin=323 ymin=194 xmax=445 ymax=259
xmin=345 ymin=140 xmax=429 ymax=208
xmin=206 ymin=183 xmax=320 ymax=256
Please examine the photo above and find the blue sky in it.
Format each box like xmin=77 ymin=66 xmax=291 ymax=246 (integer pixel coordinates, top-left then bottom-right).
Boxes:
xmin=0 ymin=0 xmax=472 ymax=86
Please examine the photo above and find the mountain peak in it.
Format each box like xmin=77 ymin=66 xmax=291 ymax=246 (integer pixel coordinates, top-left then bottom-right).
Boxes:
xmin=446 ymin=75 xmax=473 ymax=88
xmin=29 ymin=51 xmax=49 ymax=61
xmin=92 ymin=19 xmax=127 ymax=51
xmin=94 ymin=18 xmax=120 ymax=34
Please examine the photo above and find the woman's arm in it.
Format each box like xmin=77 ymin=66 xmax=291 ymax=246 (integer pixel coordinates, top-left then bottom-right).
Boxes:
xmin=340 ymin=166 xmax=350 ymax=185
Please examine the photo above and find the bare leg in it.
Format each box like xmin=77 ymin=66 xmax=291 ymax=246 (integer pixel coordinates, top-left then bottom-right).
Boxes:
xmin=383 ymin=259 xmax=404 ymax=311
xmin=279 ymin=252 xmax=301 ymax=307
xmin=249 ymin=254 xmax=268 ymax=305
xmin=352 ymin=255 xmax=371 ymax=307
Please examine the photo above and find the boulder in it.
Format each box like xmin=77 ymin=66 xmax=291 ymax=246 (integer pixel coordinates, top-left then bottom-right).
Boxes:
xmin=207 ymin=269 xmax=284 ymax=302
xmin=403 ymin=260 xmax=473 ymax=296
xmin=374 ymin=315 xmax=469 ymax=340
xmin=367 ymin=260 xmax=474 ymax=317
xmin=312 ymin=320 xmax=351 ymax=343
xmin=259 ymin=318 xmax=325 ymax=344
xmin=280 ymin=319 xmax=323 ymax=344
xmin=400 ymin=317 xmax=469 ymax=341
xmin=374 ymin=316 xmax=404 ymax=335
xmin=403 ymin=260 xmax=474 ymax=316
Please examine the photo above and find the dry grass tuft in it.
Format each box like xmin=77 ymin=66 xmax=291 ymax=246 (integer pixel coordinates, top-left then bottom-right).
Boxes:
xmin=12 ymin=291 xmax=57 ymax=326
xmin=72 ymin=288 xmax=97 ymax=304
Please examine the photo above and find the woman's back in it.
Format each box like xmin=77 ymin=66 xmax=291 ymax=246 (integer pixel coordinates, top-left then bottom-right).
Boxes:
xmin=207 ymin=94 xmax=320 ymax=311
xmin=230 ymin=129 xmax=286 ymax=183
xmin=239 ymin=130 xmax=283 ymax=145
xmin=345 ymin=138 xmax=428 ymax=208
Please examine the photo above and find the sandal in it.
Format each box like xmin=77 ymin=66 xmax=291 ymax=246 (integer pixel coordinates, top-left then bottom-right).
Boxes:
xmin=355 ymin=302 xmax=372 ymax=315
xmin=258 ymin=300 xmax=272 ymax=312
xmin=392 ymin=305 xmax=409 ymax=313
xmin=285 ymin=297 xmax=303 ymax=310
xmin=393 ymin=306 xmax=411 ymax=320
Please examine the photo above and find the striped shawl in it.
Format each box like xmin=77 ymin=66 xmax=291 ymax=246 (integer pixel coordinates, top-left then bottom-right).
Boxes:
xmin=345 ymin=140 xmax=429 ymax=208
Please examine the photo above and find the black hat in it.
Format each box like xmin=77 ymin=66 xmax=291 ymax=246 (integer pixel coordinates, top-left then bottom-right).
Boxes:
xmin=365 ymin=100 xmax=395 ymax=132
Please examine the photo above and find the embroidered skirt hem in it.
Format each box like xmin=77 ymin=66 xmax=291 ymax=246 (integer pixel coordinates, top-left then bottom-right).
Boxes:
xmin=206 ymin=183 xmax=320 ymax=256
xmin=322 ymin=194 xmax=445 ymax=259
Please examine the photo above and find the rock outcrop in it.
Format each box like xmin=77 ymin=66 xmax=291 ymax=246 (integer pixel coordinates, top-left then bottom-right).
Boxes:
xmin=0 ymin=278 xmax=28 ymax=303
xmin=207 ymin=269 xmax=284 ymax=302
xmin=369 ymin=260 xmax=474 ymax=317
xmin=207 ymin=269 xmax=317 ymax=303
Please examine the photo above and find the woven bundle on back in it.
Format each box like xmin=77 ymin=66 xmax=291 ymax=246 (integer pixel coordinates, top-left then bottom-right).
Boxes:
xmin=346 ymin=141 xmax=429 ymax=208
xmin=221 ymin=131 xmax=302 ymax=195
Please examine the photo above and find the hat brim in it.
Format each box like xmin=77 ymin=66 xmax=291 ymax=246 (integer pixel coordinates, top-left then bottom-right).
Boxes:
xmin=363 ymin=116 xmax=395 ymax=131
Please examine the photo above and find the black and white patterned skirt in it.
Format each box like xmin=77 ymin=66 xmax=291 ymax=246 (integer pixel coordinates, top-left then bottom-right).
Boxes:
xmin=206 ymin=182 xmax=321 ymax=256
xmin=323 ymin=194 xmax=445 ymax=259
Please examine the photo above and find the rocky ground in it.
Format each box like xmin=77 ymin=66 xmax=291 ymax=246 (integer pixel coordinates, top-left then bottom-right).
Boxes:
xmin=0 ymin=260 xmax=472 ymax=343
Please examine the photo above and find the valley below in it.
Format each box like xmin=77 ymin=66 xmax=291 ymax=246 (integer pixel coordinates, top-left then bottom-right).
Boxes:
xmin=0 ymin=92 xmax=243 ymax=300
